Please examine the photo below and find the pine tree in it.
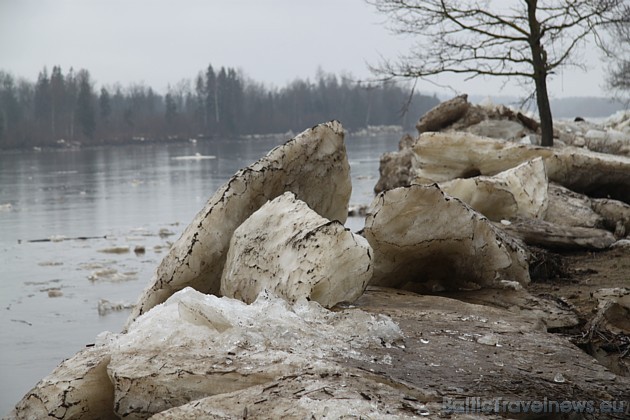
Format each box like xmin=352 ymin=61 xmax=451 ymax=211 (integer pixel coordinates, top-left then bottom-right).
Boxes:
xmin=205 ymin=65 xmax=218 ymax=134
xmin=165 ymin=93 xmax=177 ymax=128
xmin=75 ymin=70 xmax=95 ymax=139
xmin=50 ymin=66 xmax=64 ymax=139
xmin=99 ymin=87 xmax=112 ymax=125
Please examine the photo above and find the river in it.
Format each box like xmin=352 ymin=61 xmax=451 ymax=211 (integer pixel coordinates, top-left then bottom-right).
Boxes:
xmin=0 ymin=130 xmax=400 ymax=414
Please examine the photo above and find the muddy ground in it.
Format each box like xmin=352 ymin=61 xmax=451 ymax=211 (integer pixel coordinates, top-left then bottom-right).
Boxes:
xmin=343 ymin=247 xmax=630 ymax=419
xmin=529 ymin=247 xmax=630 ymax=377
xmin=530 ymin=247 xmax=629 ymax=317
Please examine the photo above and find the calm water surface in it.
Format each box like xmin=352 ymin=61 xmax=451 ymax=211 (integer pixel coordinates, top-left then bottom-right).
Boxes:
xmin=0 ymin=132 xmax=400 ymax=414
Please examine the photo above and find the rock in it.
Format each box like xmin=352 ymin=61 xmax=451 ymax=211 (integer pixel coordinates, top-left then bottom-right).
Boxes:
xmin=415 ymin=94 xmax=470 ymax=134
xmin=364 ymin=184 xmax=530 ymax=292
xmin=439 ymin=157 xmax=548 ymax=221
xmin=220 ymin=192 xmax=372 ymax=308
xmin=125 ymin=121 xmax=351 ymax=327
xmin=8 ymin=347 xmax=114 ymax=419
xmin=376 ymin=131 xmax=630 ymax=203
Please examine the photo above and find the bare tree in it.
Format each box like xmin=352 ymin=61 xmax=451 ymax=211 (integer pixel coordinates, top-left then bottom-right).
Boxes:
xmin=604 ymin=11 xmax=630 ymax=96
xmin=367 ymin=0 xmax=629 ymax=146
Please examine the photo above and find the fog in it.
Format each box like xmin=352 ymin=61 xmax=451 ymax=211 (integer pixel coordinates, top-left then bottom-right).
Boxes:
xmin=0 ymin=0 xmax=611 ymax=98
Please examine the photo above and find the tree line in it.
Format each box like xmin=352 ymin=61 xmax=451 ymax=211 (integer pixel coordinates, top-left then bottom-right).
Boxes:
xmin=0 ymin=65 xmax=440 ymax=149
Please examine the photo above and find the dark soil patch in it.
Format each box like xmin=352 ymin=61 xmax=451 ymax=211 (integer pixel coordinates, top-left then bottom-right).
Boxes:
xmin=528 ymin=247 xmax=630 ymax=377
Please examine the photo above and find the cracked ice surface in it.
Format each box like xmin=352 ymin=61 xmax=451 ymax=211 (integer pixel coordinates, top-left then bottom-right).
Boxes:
xmin=105 ymin=288 xmax=404 ymax=418
xmin=10 ymin=287 xmax=404 ymax=419
xmin=221 ymin=192 xmax=372 ymax=307
xmin=365 ymin=184 xmax=530 ymax=292
xmin=125 ymin=121 xmax=352 ymax=328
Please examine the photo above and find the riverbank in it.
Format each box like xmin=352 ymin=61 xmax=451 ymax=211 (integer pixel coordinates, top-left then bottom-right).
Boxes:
xmin=7 ymin=117 xmax=630 ymax=418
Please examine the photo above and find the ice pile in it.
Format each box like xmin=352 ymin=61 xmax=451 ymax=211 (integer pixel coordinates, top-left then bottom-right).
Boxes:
xmin=8 ymin=121 xmax=391 ymax=419
xmin=10 ymin=288 xmax=403 ymax=419
xmin=221 ymin=192 xmax=372 ymax=308
xmin=115 ymin=287 xmax=402 ymax=363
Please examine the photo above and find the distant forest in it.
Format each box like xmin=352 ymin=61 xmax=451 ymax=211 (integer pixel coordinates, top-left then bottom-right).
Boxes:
xmin=0 ymin=65 xmax=440 ymax=149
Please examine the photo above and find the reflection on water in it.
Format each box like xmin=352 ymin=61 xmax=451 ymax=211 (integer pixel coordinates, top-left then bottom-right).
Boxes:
xmin=0 ymin=132 xmax=399 ymax=414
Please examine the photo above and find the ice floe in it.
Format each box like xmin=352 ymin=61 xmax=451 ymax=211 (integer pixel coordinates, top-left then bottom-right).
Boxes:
xmin=171 ymin=153 xmax=216 ymax=161
xmin=97 ymin=299 xmax=134 ymax=316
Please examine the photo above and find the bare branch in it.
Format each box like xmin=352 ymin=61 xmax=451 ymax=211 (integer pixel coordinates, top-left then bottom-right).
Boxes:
xmin=366 ymin=0 xmax=630 ymax=146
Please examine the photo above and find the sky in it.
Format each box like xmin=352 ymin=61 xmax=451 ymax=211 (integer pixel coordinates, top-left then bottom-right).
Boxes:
xmin=0 ymin=0 xmax=611 ymax=99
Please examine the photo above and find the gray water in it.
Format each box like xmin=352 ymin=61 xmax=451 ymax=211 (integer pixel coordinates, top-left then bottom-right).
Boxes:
xmin=0 ymin=132 xmax=400 ymax=414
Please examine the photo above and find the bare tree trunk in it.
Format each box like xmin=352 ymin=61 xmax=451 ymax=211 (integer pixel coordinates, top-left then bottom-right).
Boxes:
xmin=533 ymin=65 xmax=554 ymax=147
xmin=527 ymin=0 xmax=554 ymax=147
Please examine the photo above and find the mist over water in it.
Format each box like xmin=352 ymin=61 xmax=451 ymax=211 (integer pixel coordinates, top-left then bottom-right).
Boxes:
xmin=0 ymin=132 xmax=398 ymax=414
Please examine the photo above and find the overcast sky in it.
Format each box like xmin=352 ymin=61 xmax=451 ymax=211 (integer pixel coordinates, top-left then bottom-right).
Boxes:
xmin=0 ymin=0 xmax=610 ymax=99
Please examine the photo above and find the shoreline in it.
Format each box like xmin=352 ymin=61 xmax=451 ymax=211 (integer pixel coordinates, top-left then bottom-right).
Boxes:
xmin=0 ymin=125 xmax=406 ymax=154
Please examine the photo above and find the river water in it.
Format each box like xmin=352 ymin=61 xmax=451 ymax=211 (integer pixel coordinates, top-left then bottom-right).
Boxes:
xmin=0 ymin=131 xmax=400 ymax=414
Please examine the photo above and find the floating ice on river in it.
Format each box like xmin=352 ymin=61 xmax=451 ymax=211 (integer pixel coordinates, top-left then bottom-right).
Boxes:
xmin=171 ymin=153 xmax=216 ymax=160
